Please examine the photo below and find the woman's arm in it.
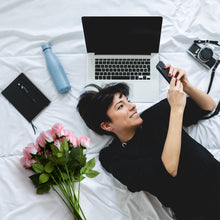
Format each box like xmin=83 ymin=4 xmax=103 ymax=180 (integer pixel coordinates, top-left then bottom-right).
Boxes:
xmin=183 ymin=84 xmax=216 ymax=111
xmin=161 ymin=78 xmax=186 ymax=177
xmin=165 ymin=64 xmax=216 ymax=111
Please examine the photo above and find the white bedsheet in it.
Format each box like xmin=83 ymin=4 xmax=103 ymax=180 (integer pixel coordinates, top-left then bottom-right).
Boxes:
xmin=0 ymin=0 xmax=219 ymax=219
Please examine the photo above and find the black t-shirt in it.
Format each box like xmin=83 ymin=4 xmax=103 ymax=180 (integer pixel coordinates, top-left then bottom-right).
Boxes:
xmin=99 ymin=98 xmax=220 ymax=218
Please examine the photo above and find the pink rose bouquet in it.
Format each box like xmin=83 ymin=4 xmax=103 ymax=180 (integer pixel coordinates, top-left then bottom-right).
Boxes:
xmin=21 ymin=123 xmax=99 ymax=220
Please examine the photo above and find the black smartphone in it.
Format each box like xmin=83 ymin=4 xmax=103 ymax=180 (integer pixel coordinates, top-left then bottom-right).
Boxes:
xmin=156 ymin=61 xmax=171 ymax=83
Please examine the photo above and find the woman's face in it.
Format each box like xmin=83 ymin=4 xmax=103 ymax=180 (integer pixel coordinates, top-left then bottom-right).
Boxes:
xmin=105 ymin=93 xmax=143 ymax=134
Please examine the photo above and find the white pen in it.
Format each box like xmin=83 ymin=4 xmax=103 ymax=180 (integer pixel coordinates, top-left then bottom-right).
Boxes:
xmin=18 ymin=83 xmax=37 ymax=103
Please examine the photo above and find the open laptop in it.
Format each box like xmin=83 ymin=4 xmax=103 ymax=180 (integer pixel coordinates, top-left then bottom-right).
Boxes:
xmin=82 ymin=16 xmax=163 ymax=102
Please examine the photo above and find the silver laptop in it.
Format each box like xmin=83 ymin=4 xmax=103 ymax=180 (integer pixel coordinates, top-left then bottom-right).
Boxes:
xmin=82 ymin=16 xmax=163 ymax=102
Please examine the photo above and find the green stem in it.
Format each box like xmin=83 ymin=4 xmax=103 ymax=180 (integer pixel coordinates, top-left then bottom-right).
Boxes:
xmin=50 ymin=174 xmax=82 ymax=219
xmin=64 ymin=166 xmax=75 ymax=204
xmin=63 ymin=167 xmax=87 ymax=220
xmin=72 ymin=182 xmax=86 ymax=220
xmin=77 ymin=201 xmax=87 ymax=220
xmin=51 ymin=185 xmax=76 ymax=218
xmin=78 ymin=180 xmax=81 ymax=203
xmin=58 ymin=167 xmax=73 ymax=202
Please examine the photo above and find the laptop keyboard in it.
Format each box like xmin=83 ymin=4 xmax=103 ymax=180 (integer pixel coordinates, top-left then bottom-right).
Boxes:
xmin=95 ymin=58 xmax=151 ymax=80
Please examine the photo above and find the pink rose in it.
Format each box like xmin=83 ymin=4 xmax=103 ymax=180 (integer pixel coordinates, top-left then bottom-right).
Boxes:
xmin=36 ymin=129 xmax=53 ymax=147
xmin=70 ymin=136 xmax=80 ymax=147
xmin=54 ymin=139 xmax=61 ymax=149
xmin=21 ymin=143 xmax=38 ymax=168
xmin=79 ymin=136 xmax=90 ymax=147
xmin=64 ymin=130 xmax=74 ymax=143
xmin=20 ymin=157 xmax=37 ymax=168
xmin=36 ymin=133 xmax=45 ymax=148
xmin=51 ymin=123 xmax=65 ymax=137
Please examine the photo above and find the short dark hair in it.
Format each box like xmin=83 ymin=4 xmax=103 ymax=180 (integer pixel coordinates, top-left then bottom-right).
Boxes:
xmin=77 ymin=83 xmax=129 ymax=135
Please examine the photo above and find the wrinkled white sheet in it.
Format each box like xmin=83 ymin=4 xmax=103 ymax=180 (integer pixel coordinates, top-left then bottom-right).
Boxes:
xmin=0 ymin=0 xmax=219 ymax=219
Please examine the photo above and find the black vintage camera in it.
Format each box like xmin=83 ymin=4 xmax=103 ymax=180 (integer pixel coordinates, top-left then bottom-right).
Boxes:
xmin=187 ymin=40 xmax=219 ymax=69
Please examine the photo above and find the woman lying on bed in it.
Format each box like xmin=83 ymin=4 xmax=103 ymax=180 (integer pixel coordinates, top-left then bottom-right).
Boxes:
xmin=77 ymin=64 xmax=220 ymax=220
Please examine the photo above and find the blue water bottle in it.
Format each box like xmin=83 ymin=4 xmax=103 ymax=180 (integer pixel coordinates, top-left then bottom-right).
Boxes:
xmin=41 ymin=42 xmax=71 ymax=94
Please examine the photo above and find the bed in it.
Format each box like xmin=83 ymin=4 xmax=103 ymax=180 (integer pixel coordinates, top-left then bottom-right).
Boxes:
xmin=0 ymin=0 xmax=219 ymax=219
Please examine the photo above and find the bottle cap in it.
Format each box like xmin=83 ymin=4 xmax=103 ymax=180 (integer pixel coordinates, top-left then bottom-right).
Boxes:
xmin=41 ymin=42 xmax=51 ymax=51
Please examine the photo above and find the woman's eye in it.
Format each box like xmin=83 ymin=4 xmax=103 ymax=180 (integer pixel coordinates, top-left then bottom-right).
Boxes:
xmin=117 ymin=104 xmax=123 ymax=110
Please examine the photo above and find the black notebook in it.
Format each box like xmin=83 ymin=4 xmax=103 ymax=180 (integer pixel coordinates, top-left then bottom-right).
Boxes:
xmin=2 ymin=73 xmax=50 ymax=122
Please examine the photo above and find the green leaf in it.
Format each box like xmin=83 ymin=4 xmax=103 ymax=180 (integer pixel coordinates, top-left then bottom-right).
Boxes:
xmin=85 ymin=170 xmax=99 ymax=178
xmin=45 ymin=161 xmax=55 ymax=173
xmin=36 ymin=184 xmax=50 ymax=194
xmin=57 ymin=152 xmax=63 ymax=158
xmin=70 ymin=147 xmax=81 ymax=160
xmin=86 ymin=158 xmax=95 ymax=170
xmin=48 ymin=156 xmax=59 ymax=166
xmin=32 ymin=163 xmax=44 ymax=173
xmin=35 ymin=155 xmax=48 ymax=166
xmin=57 ymin=157 xmax=68 ymax=166
xmin=73 ymin=174 xmax=85 ymax=182
xmin=60 ymin=139 xmax=69 ymax=152
xmin=67 ymin=159 xmax=80 ymax=171
xmin=51 ymin=145 xmax=60 ymax=156
xmin=39 ymin=173 xmax=50 ymax=184
xmin=80 ymin=167 xmax=86 ymax=175
xmin=62 ymin=172 xmax=69 ymax=181
xmin=79 ymin=175 xmax=85 ymax=182
xmin=29 ymin=173 xmax=40 ymax=186
xmin=80 ymin=155 xmax=87 ymax=167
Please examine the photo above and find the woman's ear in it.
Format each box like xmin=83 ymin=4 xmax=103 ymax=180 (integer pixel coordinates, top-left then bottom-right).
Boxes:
xmin=100 ymin=121 xmax=112 ymax=132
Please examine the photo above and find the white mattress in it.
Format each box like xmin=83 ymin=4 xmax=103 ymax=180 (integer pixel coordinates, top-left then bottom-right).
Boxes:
xmin=0 ymin=0 xmax=219 ymax=219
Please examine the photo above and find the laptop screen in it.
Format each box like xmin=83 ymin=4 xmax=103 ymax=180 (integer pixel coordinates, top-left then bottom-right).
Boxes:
xmin=82 ymin=16 xmax=162 ymax=55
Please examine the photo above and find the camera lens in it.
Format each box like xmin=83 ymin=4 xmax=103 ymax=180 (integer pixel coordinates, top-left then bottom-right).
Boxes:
xmin=199 ymin=47 xmax=213 ymax=61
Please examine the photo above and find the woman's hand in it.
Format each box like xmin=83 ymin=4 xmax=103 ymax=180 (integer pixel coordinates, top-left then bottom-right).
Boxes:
xmin=164 ymin=64 xmax=191 ymax=91
xmin=165 ymin=64 xmax=216 ymax=111
xmin=167 ymin=77 xmax=186 ymax=112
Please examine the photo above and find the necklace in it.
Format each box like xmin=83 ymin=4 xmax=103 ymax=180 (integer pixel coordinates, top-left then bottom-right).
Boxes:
xmin=122 ymin=142 xmax=127 ymax=148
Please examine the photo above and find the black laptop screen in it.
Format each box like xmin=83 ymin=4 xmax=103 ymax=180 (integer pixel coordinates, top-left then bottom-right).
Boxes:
xmin=82 ymin=16 xmax=162 ymax=55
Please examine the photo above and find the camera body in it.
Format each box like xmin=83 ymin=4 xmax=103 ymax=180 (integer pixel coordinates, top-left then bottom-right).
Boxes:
xmin=187 ymin=41 xmax=219 ymax=69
